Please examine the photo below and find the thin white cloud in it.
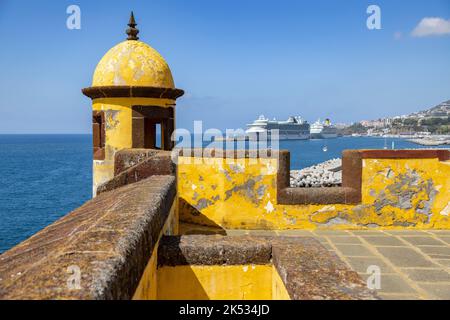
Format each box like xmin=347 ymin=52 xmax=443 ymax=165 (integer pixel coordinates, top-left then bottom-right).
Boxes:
xmin=411 ymin=17 xmax=450 ymax=37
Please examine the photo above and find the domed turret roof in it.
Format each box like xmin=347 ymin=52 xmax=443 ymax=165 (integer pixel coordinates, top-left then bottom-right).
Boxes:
xmin=91 ymin=12 xmax=174 ymax=88
xmin=92 ymin=40 xmax=175 ymax=88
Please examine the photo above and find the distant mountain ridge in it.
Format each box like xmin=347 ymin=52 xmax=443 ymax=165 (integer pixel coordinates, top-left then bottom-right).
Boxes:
xmin=349 ymin=99 xmax=450 ymax=135
xmin=411 ymin=100 xmax=450 ymax=119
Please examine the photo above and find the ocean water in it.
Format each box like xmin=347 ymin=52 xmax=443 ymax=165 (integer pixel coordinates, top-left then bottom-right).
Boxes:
xmin=0 ymin=134 xmax=447 ymax=253
xmin=0 ymin=135 xmax=92 ymax=253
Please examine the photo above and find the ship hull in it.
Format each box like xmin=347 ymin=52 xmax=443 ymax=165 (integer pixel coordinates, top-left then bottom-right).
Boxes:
xmin=311 ymin=132 xmax=338 ymax=139
xmin=279 ymin=134 xmax=310 ymax=140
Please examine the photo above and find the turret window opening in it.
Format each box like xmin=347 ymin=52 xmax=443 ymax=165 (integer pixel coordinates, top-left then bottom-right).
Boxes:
xmin=92 ymin=111 xmax=106 ymax=160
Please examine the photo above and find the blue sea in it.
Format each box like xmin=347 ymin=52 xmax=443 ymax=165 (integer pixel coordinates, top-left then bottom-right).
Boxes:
xmin=0 ymin=135 xmax=92 ymax=253
xmin=0 ymin=134 xmax=447 ymax=253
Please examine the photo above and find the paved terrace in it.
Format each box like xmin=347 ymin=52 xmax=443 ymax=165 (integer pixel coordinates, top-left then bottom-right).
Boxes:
xmin=181 ymin=224 xmax=450 ymax=300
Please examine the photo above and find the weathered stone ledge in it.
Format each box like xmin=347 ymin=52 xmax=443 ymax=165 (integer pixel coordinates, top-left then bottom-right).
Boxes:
xmin=97 ymin=150 xmax=175 ymax=195
xmin=158 ymin=235 xmax=378 ymax=300
xmin=0 ymin=176 xmax=176 ymax=300
xmin=158 ymin=235 xmax=272 ymax=266
xmin=271 ymin=238 xmax=376 ymax=300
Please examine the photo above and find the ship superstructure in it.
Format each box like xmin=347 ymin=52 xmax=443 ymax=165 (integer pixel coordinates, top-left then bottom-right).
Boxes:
xmin=310 ymin=118 xmax=338 ymax=139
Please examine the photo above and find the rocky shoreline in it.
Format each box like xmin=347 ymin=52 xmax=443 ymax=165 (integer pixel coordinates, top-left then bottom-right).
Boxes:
xmin=290 ymin=158 xmax=342 ymax=188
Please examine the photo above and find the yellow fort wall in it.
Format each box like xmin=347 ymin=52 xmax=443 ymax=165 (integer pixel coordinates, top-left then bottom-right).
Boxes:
xmin=132 ymin=196 xmax=291 ymax=300
xmin=155 ymin=264 xmax=290 ymax=300
xmin=271 ymin=266 xmax=291 ymax=300
xmin=157 ymin=265 xmax=273 ymax=300
xmin=132 ymin=200 xmax=179 ymax=300
xmin=178 ymin=156 xmax=450 ymax=230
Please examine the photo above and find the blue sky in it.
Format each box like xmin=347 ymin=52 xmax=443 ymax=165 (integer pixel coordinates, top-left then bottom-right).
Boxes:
xmin=0 ymin=0 xmax=449 ymax=133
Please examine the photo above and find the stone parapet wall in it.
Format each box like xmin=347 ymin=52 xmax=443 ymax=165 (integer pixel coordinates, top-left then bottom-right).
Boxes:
xmin=0 ymin=176 xmax=176 ymax=300
xmin=178 ymin=149 xmax=450 ymax=229
xmin=114 ymin=148 xmax=164 ymax=175
xmin=97 ymin=149 xmax=175 ymax=195
xmin=156 ymin=235 xmax=377 ymax=300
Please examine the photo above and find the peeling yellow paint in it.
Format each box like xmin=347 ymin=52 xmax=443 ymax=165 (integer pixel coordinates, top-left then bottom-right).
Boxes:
xmin=93 ymin=40 xmax=175 ymax=88
xmin=178 ymin=156 xmax=450 ymax=230
xmin=441 ymin=202 xmax=450 ymax=216
xmin=362 ymin=158 xmax=450 ymax=229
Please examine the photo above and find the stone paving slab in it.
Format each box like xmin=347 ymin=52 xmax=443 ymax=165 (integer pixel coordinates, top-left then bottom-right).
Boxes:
xmin=365 ymin=274 xmax=417 ymax=294
xmin=417 ymin=284 xmax=450 ymax=300
xmin=426 ymin=230 xmax=450 ymax=235
xmin=401 ymin=236 xmax=446 ymax=246
xmin=417 ymin=246 xmax=450 ymax=259
xmin=435 ymin=236 xmax=450 ymax=244
xmin=327 ymin=236 xmax=362 ymax=244
xmin=283 ymin=229 xmax=450 ymax=299
xmin=377 ymin=293 xmax=421 ymax=300
xmin=350 ymin=230 xmax=385 ymax=235
xmin=313 ymin=230 xmax=351 ymax=236
xmin=436 ymin=259 xmax=450 ymax=267
xmin=334 ymin=244 xmax=375 ymax=257
xmin=271 ymin=230 xmax=314 ymax=237
xmin=360 ymin=236 xmax=405 ymax=246
xmin=375 ymin=247 xmax=437 ymax=268
xmin=346 ymin=257 xmax=395 ymax=274
xmin=180 ymin=224 xmax=450 ymax=300
xmin=401 ymin=268 xmax=450 ymax=282
xmin=383 ymin=230 xmax=431 ymax=235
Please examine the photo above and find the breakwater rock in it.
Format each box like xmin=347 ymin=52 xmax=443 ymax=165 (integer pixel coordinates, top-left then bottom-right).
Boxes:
xmin=408 ymin=137 xmax=450 ymax=146
xmin=290 ymin=158 xmax=342 ymax=188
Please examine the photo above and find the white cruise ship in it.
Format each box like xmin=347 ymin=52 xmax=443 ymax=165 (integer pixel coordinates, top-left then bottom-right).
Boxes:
xmin=246 ymin=115 xmax=310 ymax=140
xmin=310 ymin=119 xmax=338 ymax=139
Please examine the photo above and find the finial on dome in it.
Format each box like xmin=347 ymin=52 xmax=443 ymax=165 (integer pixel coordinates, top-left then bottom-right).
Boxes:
xmin=126 ymin=11 xmax=139 ymax=41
